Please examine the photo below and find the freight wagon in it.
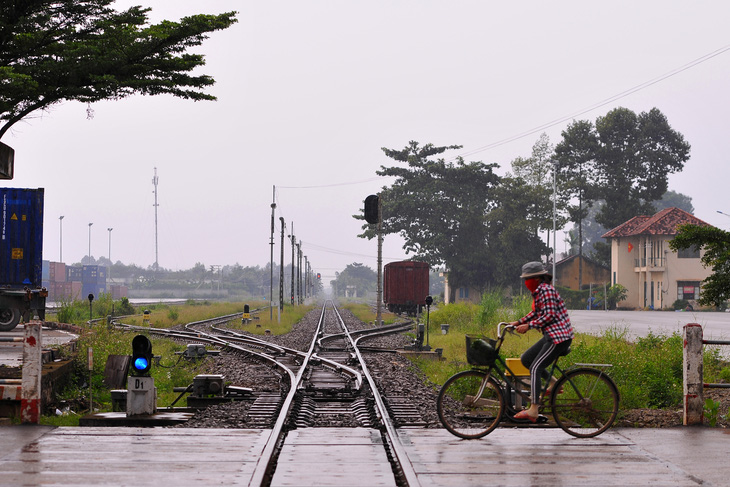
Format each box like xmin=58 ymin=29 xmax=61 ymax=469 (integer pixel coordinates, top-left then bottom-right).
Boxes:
xmin=0 ymin=188 xmax=46 ymax=331
xmin=383 ymin=260 xmax=429 ymax=316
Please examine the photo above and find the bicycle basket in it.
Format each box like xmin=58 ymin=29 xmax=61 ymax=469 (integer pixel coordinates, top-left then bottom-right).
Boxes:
xmin=465 ymin=335 xmax=498 ymax=366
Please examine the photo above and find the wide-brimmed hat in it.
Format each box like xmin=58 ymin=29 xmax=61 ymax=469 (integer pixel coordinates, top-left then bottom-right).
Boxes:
xmin=520 ymin=261 xmax=550 ymax=279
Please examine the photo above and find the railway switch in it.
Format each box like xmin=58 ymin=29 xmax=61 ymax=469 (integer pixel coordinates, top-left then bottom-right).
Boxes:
xmin=192 ymin=374 xmax=225 ymax=397
xmin=184 ymin=344 xmax=207 ymax=359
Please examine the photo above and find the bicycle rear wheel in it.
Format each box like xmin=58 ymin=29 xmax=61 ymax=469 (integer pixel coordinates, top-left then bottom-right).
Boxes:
xmin=551 ymin=367 xmax=619 ymax=438
xmin=437 ymin=370 xmax=504 ymax=439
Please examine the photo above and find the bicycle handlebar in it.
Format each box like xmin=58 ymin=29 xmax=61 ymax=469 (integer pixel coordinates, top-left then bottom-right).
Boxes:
xmin=497 ymin=322 xmax=516 ymax=339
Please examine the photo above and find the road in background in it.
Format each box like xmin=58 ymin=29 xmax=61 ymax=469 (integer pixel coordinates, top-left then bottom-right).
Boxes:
xmin=569 ymin=309 xmax=730 ymax=341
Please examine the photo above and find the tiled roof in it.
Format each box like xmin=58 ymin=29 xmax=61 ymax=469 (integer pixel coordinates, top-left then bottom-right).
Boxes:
xmin=602 ymin=207 xmax=710 ymax=238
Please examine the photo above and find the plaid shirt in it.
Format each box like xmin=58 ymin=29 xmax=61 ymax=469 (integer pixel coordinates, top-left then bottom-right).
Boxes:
xmin=517 ymin=282 xmax=574 ymax=343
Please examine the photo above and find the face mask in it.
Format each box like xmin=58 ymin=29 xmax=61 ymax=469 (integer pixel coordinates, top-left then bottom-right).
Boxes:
xmin=524 ymin=278 xmax=540 ymax=293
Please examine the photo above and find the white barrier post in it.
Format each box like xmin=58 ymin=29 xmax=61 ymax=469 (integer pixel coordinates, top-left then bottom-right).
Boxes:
xmin=683 ymin=323 xmax=704 ymax=426
xmin=21 ymin=321 xmax=42 ymax=424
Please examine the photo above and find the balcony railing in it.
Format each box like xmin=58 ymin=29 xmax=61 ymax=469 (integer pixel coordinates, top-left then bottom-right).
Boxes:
xmin=634 ymin=257 xmax=666 ymax=268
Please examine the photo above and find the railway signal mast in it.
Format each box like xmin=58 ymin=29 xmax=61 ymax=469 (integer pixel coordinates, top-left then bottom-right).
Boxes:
xmin=152 ymin=167 xmax=159 ymax=271
xmin=364 ymin=194 xmax=382 ymax=326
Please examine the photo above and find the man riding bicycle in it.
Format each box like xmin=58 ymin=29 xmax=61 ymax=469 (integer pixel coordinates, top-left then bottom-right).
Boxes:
xmin=508 ymin=261 xmax=573 ymax=422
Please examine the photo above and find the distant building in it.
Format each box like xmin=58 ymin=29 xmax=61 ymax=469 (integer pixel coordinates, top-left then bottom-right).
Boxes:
xmin=442 ymin=272 xmax=481 ymax=305
xmin=601 ymin=207 xmax=713 ymax=309
xmin=554 ymin=254 xmax=610 ymax=291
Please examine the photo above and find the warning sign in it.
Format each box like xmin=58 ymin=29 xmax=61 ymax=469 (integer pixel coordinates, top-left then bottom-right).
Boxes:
xmin=12 ymin=248 xmax=23 ymax=259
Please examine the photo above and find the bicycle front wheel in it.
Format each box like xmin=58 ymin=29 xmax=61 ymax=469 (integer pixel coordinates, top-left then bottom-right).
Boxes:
xmin=437 ymin=370 xmax=504 ymax=439
xmin=551 ymin=368 xmax=619 ymax=438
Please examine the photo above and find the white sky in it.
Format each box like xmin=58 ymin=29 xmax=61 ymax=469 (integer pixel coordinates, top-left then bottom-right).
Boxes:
xmin=4 ymin=1 xmax=730 ymax=282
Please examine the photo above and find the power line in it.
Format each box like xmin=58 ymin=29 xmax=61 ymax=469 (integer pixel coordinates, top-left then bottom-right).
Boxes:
xmin=455 ymin=43 xmax=730 ymax=160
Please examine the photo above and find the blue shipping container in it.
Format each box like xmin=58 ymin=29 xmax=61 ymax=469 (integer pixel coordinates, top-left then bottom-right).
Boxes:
xmin=66 ymin=266 xmax=82 ymax=282
xmin=82 ymin=265 xmax=107 ymax=284
xmin=0 ymin=188 xmax=44 ymax=288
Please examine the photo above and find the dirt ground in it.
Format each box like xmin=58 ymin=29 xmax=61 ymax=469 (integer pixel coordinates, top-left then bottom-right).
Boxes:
xmin=617 ymin=388 xmax=730 ymax=428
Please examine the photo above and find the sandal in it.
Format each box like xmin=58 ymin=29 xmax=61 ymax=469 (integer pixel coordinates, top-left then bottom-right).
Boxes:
xmin=514 ymin=410 xmax=538 ymax=423
xmin=546 ymin=385 xmax=564 ymax=396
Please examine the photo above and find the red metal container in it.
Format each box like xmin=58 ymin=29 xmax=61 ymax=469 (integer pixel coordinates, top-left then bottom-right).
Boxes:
xmin=383 ymin=261 xmax=429 ymax=315
xmin=48 ymin=262 xmax=66 ymax=283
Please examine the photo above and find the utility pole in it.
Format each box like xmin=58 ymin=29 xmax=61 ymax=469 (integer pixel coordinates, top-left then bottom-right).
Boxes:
xmin=88 ymin=223 xmax=93 ymax=263
xmin=270 ymin=186 xmax=276 ymax=320
xmin=289 ymin=223 xmax=295 ymax=305
xmin=152 ymin=168 xmax=159 ymax=271
xmin=376 ymin=195 xmax=383 ymax=326
xmin=107 ymin=227 xmax=113 ymax=282
xmin=59 ymin=216 xmax=64 ymax=263
xmin=279 ymin=217 xmax=285 ymax=312
xmin=297 ymin=241 xmax=302 ymax=305
xmin=552 ymin=160 xmax=557 ymax=286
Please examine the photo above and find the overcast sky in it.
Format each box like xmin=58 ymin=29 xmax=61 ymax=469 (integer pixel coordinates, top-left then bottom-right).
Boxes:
xmin=5 ymin=1 xmax=730 ymax=282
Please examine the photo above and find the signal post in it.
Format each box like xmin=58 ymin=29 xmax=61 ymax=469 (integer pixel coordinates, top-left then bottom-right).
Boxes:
xmin=127 ymin=335 xmax=156 ymax=416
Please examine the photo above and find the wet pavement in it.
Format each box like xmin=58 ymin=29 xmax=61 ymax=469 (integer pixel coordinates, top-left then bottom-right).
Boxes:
xmin=0 ymin=425 xmax=726 ymax=486
xmin=0 ymin=324 xmax=77 ymax=367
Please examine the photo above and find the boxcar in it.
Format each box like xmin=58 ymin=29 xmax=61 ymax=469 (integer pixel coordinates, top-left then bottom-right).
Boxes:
xmin=383 ymin=260 xmax=429 ymax=315
xmin=0 ymin=188 xmax=46 ymax=331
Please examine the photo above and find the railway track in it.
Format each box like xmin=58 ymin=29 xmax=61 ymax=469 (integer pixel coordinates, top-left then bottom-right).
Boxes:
xmin=115 ymin=301 xmax=424 ymax=486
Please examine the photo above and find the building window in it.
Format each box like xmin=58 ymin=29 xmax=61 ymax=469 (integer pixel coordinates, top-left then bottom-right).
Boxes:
xmin=459 ymin=287 xmax=469 ymax=299
xmin=677 ymin=281 xmax=701 ymax=300
xmin=678 ymin=246 xmax=700 ymax=259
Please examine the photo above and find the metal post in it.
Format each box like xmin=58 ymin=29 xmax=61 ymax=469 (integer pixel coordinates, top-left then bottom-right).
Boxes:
xmin=683 ymin=323 xmax=704 ymax=425
xmin=59 ymin=216 xmax=64 ymax=263
xmin=152 ymin=168 xmax=159 ymax=271
xmin=290 ymin=223 xmax=295 ymax=305
xmin=88 ymin=222 xmax=93 ymax=262
xmin=376 ymin=194 xmax=383 ymax=326
xmin=279 ymin=217 xmax=285 ymax=312
xmin=107 ymin=227 xmax=113 ymax=281
xmin=21 ymin=321 xmax=42 ymax=424
xmin=552 ymin=160 xmax=557 ymax=285
xmin=270 ymin=186 xmax=276 ymax=320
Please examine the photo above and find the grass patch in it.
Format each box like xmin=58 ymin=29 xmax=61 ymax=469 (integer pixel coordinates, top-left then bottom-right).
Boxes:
xmin=412 ymin=290 xmax=728 ymax=411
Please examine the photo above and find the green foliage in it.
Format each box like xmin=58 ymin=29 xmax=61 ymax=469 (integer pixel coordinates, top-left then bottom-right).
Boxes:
xmin=359 ymin=141 xmax=502 ymax=290
xmin=331 ymin=263 xmax=377 ymax=298
xmin=605 ymin=284 xmax=628 ymax=310
xmin=705 ymin=398 xmax=720 ymax=427
xmin=0 ymin=1 xmax=238 ymax=138
xmin=672 ymin=299 xmax=690 ymax=311
xmin=421 ymin=300 xmax=720 ymax=412
xmin=555 ymin=107 xmax=690 ymax=236
xmin=52 ymin=293 xmax=139 ymax=325
xmin=670 ymin=224 xmax=730 ymax=308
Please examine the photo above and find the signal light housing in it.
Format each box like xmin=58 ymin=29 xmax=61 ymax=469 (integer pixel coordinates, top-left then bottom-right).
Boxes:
xmin=364 ymin=194 xmax=379 ymax=224
xmin=130 ymin=334 xmax=153 ymax=376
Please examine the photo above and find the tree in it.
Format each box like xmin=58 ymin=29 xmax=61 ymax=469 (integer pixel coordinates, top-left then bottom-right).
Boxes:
xmin=485 ymin=177 xmax=550 ymax=288
xmin=669 ymin=224 xmax=730 ymax=307
xmin=508 ymin=133 xmax=564 ymax=262
xmin=652 ymin=190 xmax=694 ymax=214
xmin=0 ymin=1 xmax=237 ymax=139
xmin=593 ymin=107 xmax=690 ymax=230
xmin=331 ymin=263 xmax=376 ymax=298
xmin=554 ymin=119 xmax=600 ymax=287
xmin=358 ymin=141 xmax=501 ymax=291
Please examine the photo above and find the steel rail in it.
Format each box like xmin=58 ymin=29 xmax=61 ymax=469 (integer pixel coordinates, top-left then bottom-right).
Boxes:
xmin=330 ymin=303 xmax=422 ymax=487
xmin=247 ymin=301 xmax=330 ymax=486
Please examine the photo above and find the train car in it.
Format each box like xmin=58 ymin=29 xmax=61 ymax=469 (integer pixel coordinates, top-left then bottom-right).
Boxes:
xmin=0 ymin=188 xmax=46 ymax=331
xmin=383 ymin=260 xmax=429 ymax=315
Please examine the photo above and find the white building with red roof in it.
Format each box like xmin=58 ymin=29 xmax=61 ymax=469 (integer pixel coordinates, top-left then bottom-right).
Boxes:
xmin=601 ymin=207 xmax=713 ymax=309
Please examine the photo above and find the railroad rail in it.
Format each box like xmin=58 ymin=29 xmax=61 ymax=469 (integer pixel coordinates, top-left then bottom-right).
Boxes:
xmin=114 ymin=301 xmax=419 ymax=486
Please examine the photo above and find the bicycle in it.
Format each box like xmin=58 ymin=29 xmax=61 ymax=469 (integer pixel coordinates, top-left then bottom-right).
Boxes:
xmin=437 ymin=322 xmax=619 ymax=439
